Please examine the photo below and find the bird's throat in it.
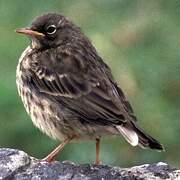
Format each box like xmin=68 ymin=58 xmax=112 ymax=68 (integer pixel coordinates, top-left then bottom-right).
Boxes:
xmin=31 ymin=38 xmax=42 ymax=49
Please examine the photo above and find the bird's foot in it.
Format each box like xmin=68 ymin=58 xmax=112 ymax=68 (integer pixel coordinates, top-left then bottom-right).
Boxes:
xmin=42 ymin=154 xmax=57 ymax=163
xmin=93 ymin=159 xmax=102 ymax=165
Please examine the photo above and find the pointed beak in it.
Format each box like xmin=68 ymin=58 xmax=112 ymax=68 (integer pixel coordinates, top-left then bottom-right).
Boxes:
xmin=15 ymin=28 xmax=45 ymax=37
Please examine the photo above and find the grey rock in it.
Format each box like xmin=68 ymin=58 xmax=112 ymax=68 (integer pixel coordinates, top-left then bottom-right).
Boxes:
xmin=0 ymin=148 xmax=179 ymax=180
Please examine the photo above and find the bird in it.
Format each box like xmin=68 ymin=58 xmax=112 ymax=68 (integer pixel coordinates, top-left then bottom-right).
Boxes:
xmin=15 ymin=13 xmax=164 ymax=165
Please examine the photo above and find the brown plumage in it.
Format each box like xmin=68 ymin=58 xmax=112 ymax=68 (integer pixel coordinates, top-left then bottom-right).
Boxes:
xmin=16 ymin=13 xmax=164 ymax=164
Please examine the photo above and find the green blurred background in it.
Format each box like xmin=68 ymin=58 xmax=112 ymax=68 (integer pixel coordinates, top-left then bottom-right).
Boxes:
xmin=0 ymin=0 xmax=179 ymax=167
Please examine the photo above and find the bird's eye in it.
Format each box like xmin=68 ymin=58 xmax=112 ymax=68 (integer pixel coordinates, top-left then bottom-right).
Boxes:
xmin=46 ymin=25 xmax=57 ymax=34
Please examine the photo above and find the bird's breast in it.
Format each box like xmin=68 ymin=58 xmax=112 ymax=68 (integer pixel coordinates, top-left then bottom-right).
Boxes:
xmin=16 ymin=46 xmax=32 ymax=113
xmin=16 ymin=46 xmax=69 ymax=140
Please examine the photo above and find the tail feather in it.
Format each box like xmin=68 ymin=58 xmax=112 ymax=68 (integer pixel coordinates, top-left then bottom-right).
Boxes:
xmin=116 ymin=122 xmax=164 ymax=151
xmin=132 ymin=123 xmax=164 ymax=150
xmin=116 ymin=125 xmax=138 ymax=146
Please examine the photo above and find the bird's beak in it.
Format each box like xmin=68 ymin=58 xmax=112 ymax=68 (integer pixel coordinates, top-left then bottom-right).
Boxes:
xmin=15 ymin=28 xmax=45 ymax=37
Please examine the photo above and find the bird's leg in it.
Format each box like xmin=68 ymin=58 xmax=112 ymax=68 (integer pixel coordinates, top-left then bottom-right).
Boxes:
xmin=42 ymin=137 xmax=74 ymax=163
xmin=95 ymin=138 xmax=101 ymax=165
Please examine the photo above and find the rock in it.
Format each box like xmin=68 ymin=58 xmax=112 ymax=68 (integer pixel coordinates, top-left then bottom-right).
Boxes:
xmin=0 ymin=148 xmax=179 ymax=180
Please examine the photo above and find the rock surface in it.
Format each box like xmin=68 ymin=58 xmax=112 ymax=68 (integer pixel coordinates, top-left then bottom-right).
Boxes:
xmin=0 ymin=148 xmax=179 ymax=180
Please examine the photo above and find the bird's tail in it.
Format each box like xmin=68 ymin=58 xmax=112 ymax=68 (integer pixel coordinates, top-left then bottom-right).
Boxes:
xmin=116 ymin=122 xmax=164 ymax=151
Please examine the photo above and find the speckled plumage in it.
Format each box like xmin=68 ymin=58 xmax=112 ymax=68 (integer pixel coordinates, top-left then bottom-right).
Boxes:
xmin=16 ymin=13 xmax=163 ymax=159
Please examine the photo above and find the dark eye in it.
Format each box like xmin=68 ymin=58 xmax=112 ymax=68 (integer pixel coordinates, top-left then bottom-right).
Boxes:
xmin=46 ymin=25 xmax=56 ymax=34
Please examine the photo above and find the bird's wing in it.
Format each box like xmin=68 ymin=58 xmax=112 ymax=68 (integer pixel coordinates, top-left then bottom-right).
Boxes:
xmin=28 ymin=46 xmax=136 ymax=125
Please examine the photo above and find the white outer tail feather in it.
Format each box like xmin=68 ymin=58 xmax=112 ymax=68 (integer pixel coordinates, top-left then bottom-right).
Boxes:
xmin=117 ymin=125 xmax=139 ymax=146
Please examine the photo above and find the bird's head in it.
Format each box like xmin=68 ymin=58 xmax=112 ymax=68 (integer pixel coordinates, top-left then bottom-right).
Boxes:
xmin=16 ymin=13 xmax=80 ymax=49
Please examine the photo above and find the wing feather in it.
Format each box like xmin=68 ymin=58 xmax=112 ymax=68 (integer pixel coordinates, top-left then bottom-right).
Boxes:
xmin=28 ymin=47 xmax=136 ymax=125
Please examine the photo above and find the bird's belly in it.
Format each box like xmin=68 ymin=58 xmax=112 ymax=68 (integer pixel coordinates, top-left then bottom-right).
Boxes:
xmin=17 ymin=84 xmax=68 ymax=140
